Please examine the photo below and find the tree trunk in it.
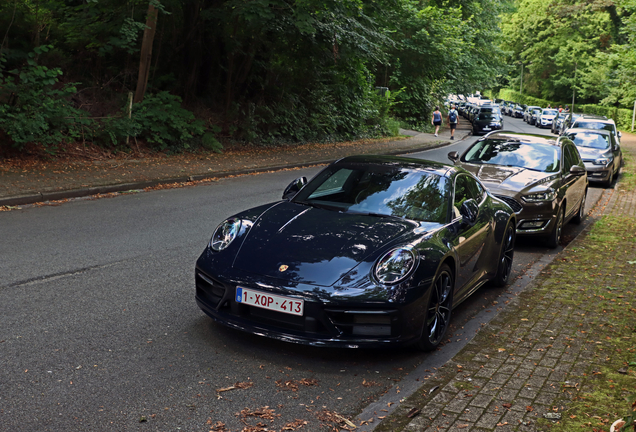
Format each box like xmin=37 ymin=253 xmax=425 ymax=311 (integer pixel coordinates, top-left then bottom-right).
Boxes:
xmin=134 ymin=2 xmax=159 ymax=103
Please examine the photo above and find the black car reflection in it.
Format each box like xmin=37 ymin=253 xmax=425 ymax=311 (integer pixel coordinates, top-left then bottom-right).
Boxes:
xmin=196 ymin=156 xmax=516 ymax=350
xmin=473 ymin=110 xmax=503 ymax=135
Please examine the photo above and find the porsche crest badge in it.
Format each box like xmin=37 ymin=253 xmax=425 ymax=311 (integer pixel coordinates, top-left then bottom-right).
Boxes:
xmin=279 ymin=265 xmax=289 ymax=272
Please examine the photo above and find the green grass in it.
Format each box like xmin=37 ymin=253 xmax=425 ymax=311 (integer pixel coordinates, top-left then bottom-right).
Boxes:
xmin=539 ymin=215 xmax=636 ymax=432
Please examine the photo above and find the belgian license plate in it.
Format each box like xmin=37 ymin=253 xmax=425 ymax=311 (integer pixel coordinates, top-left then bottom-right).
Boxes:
xmin=236 ymin=287 xmax=304 ymax=316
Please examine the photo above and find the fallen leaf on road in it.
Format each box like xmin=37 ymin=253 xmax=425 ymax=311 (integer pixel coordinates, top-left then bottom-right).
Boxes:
xmin=239 ymin=406 xmax=280 ymax=421
xmin=276 ymin=378 xmax=318 ymax=392
xmin=216 ymin=381 xmax=254 ymax=393
xmin=316 ymin=410 xmax=356 ymax=431
xmin=207 ymin=420 xmax=227 ymax=431
xmin=281 ymin=419 xmax=308 ymax=430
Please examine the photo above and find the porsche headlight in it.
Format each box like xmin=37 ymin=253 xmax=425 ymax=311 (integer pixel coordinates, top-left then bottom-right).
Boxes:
xmin=210 ymin=218 xmax=242 ymax=251
xmin=374 ymin=247 xmax=417 ymax=285
xmin=522 ymin=188 xmax=557 ymax=203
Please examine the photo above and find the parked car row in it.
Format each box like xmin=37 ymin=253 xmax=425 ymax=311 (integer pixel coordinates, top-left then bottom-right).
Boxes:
xmin=504 ymin=98 xmax=623 ymax=188
xmin=456 ymin=101 xmax=504 ymax=135
xmin=500 ymin=101 xmax=526 ymax=118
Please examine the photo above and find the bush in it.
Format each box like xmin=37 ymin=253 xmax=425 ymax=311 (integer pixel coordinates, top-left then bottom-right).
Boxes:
xmin=0 ymin=46 xmax=93 ymax=152
xmin=577 ymin=104 xmax=633 ymax=131
xmin=129 ymin=91 xmax=206 ymax=151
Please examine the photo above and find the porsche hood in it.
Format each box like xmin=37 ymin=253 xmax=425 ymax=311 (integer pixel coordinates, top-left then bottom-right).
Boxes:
xmin=232 ymin=202 xmax=417 ymax=286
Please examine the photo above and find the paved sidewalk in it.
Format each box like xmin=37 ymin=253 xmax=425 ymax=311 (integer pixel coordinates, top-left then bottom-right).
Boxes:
xmin=0 ymin=122 xmax=469 ymax=207
xmin=373 ymin=136 xmax=636 ymax=431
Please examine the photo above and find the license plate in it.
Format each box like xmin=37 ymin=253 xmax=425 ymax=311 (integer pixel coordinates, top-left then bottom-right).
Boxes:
xmin=236 ymin=287 xmax=304 ymax=316
xmin=483 ymin=127 xmax=491 ymax=131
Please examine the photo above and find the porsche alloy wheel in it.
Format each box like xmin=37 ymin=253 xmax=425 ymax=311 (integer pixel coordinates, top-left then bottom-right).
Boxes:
xmin=418 ymin=264 xmax=453 ymax=351
xmin=492 ymin=222 xmax=515 ymax=287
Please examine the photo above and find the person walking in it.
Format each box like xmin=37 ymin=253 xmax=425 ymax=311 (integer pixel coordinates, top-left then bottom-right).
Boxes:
xmin=447 ymin=104 xmax=459 ymax=140
xmin=432 ymin=106 xmax=442 ymax=137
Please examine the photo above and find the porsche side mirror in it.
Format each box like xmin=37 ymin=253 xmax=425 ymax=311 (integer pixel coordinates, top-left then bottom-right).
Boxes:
xmin=460 ymin=199 xmax=479 ymax=226
xmin=570 ymin=165 xmax=586 ymax=176
xmin=448 ymin=151 xmax=460 ymax=164
xmin=282 ymin=177 xmax=307 ymax=200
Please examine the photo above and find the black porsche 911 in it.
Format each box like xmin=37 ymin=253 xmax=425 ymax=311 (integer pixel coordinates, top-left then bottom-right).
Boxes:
xmin=195 ymin=156 xmax=516 ymax=350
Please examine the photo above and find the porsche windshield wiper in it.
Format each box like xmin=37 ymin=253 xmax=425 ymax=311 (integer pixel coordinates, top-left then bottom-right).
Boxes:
xmin=295 ymin=200 xmax=342 ymax=212
xmin=345 ymin=209 xmax=401 ymax=219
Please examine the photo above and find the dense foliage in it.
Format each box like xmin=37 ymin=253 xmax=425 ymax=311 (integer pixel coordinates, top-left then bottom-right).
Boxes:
xmin=500 ymin=0 xmax=636 ymax=109
xmin=0 ymin=0 xmax=507 ymax=152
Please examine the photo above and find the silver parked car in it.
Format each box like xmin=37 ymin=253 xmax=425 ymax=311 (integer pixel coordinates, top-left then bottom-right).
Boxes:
xmin=523 ymin=106 xmax=541 ymax=123
xmin=551 ymin=111 xmax=568 ymax=134
xmin=565 ymin=128 xmax=622 ymax=187
xmin=567 ymin=116 xmax=622 ymax=143
xmin=537 ymin=109 xmax=558 ymax=129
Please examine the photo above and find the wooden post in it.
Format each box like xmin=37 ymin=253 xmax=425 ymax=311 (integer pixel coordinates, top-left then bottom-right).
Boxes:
xmin=134 ymin=2 xmax=159 ymax=104
xmin=126 ymin=91 xmax=133 ymax=145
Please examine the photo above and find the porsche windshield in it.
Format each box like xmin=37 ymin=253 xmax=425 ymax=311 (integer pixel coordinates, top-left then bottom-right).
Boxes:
xmin=293 ymin=165 xmax=450 ymax=223
xmin=462 ymin=139 xmax=560 ymax=172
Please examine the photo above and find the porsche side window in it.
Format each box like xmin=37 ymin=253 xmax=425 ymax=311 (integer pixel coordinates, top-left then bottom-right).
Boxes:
xmin=473 ymin=179 xmax=485 ymax=202
xmin=453 ymin=175 xmax=480 ymax=218
xmin=308 ymin=168 xmax=353 ymax=199
xmin=562 ymin=146 xmax=576 ymax=172
xmin=572 ymin=145 xmax=584 ymax=165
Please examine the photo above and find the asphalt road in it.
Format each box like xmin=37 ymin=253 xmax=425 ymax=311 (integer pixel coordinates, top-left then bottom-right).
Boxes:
xmin=0 ymin=116 xmax=610 ymax=431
